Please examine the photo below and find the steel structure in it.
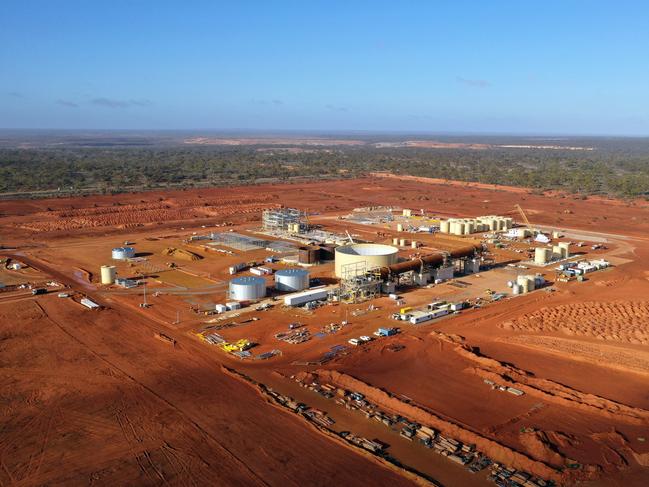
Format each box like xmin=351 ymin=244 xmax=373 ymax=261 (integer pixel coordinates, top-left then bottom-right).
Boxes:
xmin=262 ymin=207 xmax=305 ymax=232
xmin=338 ymin=261 xmax=383 ymax=303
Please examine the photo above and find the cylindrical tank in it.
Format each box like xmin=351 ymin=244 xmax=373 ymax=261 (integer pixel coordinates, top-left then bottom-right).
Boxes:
xmin=100 ymin=265 xmax=116 ymax=285
xmin=335 ymin=243 xmax=399 ymax=278
xmin=552 ymin=245 xmax=563 ymax=259
xmin=399 ymin=239 xmax=406 ymax=247
xmin=275 ymin=268 xmax=310 ymax=292
xmin=392 ymin=237 xmax=399 ymax=245
xmin=319 ymin=244 xmax=335 ymax=261
xmin=440 ymin=220 xmax=450 ymax=233
xmin=534 ymin=248 xmax=551 ymax=265
xmin=527 ymin=275 xmax=536 ymax=291
xmin=411 ymin=240 xmax=417 ymax=249
xmin=512 ymin=283 xmax=521 ymax=295
xmin=464 ymin=221 xmax=474 ymax=235
xmin=229 ymin=276 xmax=266 ymax=301
xmin=516 ymin=275 xmax=530 ymax=293
xmin=489 ymin=219 xmax=498 ymax=231
xmin=558 ymin=242 xmax=570 ymax=258
xmin=298 ymin=246 xmax=320 ymax=264
xmin=504 ymin=217 xmax=513 ymax=229
xmin=455 ymin=222 xmax=465 ymax=235
xmin=397 ymin=223 xmax=403 ymax=232
xmin=112 ymin=247 xmax=135 ymax=260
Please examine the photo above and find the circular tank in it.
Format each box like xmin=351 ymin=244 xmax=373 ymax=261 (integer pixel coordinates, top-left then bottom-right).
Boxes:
xmin=558 ymin=242 xmax=570 ymax=258
xmin=516 ymin=275 xmax=530 ymax=293
xmin=534 ymin=247 xmax=551 ymax=265
xmin=512 ymin=283 xmax=521 ymax=295
xmin=100 ymin=265 xmax=117 ymax=285
xmin=112 ymin=247 xmax=135 ymax=260
xmin=275 ymin=268 xmax=310 ymax=292
xmin=440 ymin=220 xmax=450 ymax=233
xmin=334 ymin=243 xmax=399 ymax=278
xmin=229 ymin=276 xmax=266 ymax=301
xmin=464 ymin=221 xmax=474 ymax=235
xmin=455 ymin=222 xmax=465 ymax=235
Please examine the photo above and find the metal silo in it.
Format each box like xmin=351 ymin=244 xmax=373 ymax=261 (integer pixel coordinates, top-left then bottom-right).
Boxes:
xmin=229 ymin=276 xmax=267 ymax=301
xmin=112 ymin=247 xmax=135 ymax=260
xmin=275 ymin=268 xmax=310 ymax=292
xmin=440 ymin=220 xmax=450 ymax=233
xmin=100 ymin=265 xmax=117 ymax=285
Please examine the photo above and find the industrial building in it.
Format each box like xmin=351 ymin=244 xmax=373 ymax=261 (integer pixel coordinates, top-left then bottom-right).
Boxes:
xmin=275 ymin=268 xmax=310 ymax=292
xmin=262 ymin=207 xmax=306 ymax=233
xmin=229 ymin=276 xmax=267 ymax=301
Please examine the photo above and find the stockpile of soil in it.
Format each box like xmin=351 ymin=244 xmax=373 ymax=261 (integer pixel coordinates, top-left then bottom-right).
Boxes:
xmin=161 ymin=247 xmax=202 ymax=261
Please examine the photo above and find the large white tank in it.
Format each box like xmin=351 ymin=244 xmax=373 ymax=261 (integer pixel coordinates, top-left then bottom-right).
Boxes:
xmin=100 ymin=265 xmax=116 ymax=285
xmin=334 ymin=243 xmax=399 ymax=278
xmin=229 ymin=276 xmax=266 ymax=301
xmin=440 ymin=220 xmax=450 ymax=233
xmin=112 ymin=247 xmax=135 ymax=260
xmin=275 ymin=269 xmax=310 ymax=292
xmin=534 ymin=248 xmax=551 ymax=265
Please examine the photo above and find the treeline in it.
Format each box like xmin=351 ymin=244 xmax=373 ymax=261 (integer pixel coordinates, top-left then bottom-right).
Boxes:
xmin=1 ymin=144 xmax=648 ymax=198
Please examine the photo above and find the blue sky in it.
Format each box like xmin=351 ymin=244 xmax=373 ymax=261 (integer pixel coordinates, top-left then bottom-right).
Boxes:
xmin=2 ymin=1 xmax=648 ymax=135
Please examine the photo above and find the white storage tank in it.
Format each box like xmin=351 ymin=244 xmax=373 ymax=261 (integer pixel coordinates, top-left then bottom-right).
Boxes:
xmin=399 ymin=238 xmax=406 ymax=247
xmin=100 ymin=265 xmax=117 ymax=285
xmin=455 ymin=222 xmax=465 ymax=235
xmin=534 ymin=248 xmax=551 ymax=265
xmin=464 ymin=221 xmax=474 ymax=235
xmin=275 ymin=268 xmax=310 ymax=292
xmin=112 ymin=247 xmax=135 ymax=260
xmin=392 ymin=237 xmax=399 ymax=245
xmin=552 ymin=245 xmax=563 ymax=259
xmin=397 ymin=223 xmax=403 ymax=232
xmin=229 ymin=276 xmax=266 ymax=301
xmin=512 ymin=283 xmax=521 ymax=295
xmin=440 ymin=220 xmax=450 ymax=233
xmin=334 ymin=243 xmax=399 ymax=278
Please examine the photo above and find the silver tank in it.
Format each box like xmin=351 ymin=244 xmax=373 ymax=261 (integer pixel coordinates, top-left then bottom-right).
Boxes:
xmin=112 ymin=247 xmax=135 ymax=260
xmin=229 ymin=276 xmax=266 ymax=301
xmin=275 ymin=268 xmax=309 ymax=292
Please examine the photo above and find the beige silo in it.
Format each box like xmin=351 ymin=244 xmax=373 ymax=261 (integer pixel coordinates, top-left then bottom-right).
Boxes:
xmin=534 ymin=248 xmax=550 ymax=265
xmin=100 ymin=265 xmax=117 ymax=285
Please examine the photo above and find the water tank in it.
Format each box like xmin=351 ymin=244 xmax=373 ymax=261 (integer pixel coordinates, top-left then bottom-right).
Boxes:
xmin=464 ymin=221 xmax=474 ymax=235
xmin=112 ymin=247 xmax=135 ymax=260
xmin=229 ymin=276 xmax=266 ymax=301
xmin=399 ymin=239 xmax=406 ymax=247
xmin=397 ymin=223 xmax=403 ymax=232
xmin=334 ymin=243 xmax=399 ymax=278
xmin=298 ymin=246 xmax=320 ymax=264
xmin=440 ymin=220 xmax=450 ymax=233
xmin=455 ymin=222 xmax=465 ymax=235
xmin=552 ymin=245 xmax=563 ymax=259
xmin=534 ymin=248 xmax=551 ymax=265
xmin=100 ymin=265 xmax=116 ymax=285
xmin=392 ymin=237 xmax=399 ymax=245
xmin=411 ymin=240 xmax=418 ymax=249
xmin=512 ymin=283 xmax=521 ymax=295
xmin=275 ymin=268 xmax=310 ymax=292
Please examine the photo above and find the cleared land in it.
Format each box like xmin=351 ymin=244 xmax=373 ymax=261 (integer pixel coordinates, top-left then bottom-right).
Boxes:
xmin=1 ymin=175 xmax=649 ymax=486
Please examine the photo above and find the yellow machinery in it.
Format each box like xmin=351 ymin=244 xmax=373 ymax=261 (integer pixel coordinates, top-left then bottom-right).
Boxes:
xmin=399 ymin=306 xmax=413 ymax=314
xmin=220 ymin=339 xmax=252 ymax=353
xmin=515 ymin=204 xmax=531 ymax=226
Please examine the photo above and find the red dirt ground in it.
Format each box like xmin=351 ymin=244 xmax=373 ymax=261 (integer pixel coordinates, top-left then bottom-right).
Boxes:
xmin=2 ymin=175 xmax=649 ymax=486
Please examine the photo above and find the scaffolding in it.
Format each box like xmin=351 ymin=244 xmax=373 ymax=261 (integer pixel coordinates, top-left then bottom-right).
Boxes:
xmin=338 ymin=261 xmax=383 ymax=303
xmin=209 ymin=232 xmax=268 ymax=251
xmin=262 ymin=208 xmax=305 ymax=232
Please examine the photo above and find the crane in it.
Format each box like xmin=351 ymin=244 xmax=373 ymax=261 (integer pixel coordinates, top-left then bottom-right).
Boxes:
xmin=514 ymin=204 xmax=531 ymax=227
